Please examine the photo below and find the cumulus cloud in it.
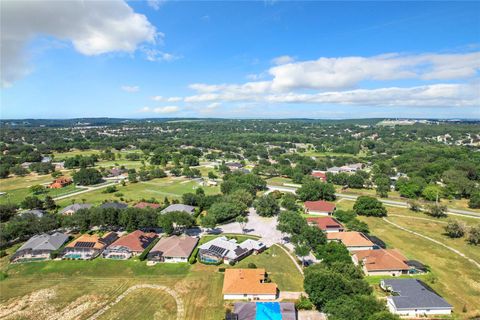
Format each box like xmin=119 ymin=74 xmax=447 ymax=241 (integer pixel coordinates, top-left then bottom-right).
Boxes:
xmin=142 ymin=48 xmax=180 ymax=62
xmin=147 ymin=0 xmax=166 ymax=11
xmin=1 ymin=0 xmax=157 ymax=87
xmin=121 ymin=85 xmax=140 ymax=93
xmin=271 ymin=55 xmax=295 ymax=65
xmin=152 ymin=96 xmax=183 ymax=102
xmin=139 ymin=106 xmax=180 ymax=113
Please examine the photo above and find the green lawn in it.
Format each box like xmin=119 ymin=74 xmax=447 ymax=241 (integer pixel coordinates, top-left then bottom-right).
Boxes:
xmin=56 ymin=177 xmax=221 ymax=207
xmin=0 ymin=184 xmax=84 ymax=205
xmin=0 ymin=234 xmax=303 ymax=319
xmin=359 ymin=210 xmax=480 ymax=319
xmin=265 ymin=176 xmax=293 ymax=186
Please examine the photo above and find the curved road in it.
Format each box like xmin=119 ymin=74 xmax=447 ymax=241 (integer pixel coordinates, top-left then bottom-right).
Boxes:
xmin=266 ymin=185 xmax=480 ymax=219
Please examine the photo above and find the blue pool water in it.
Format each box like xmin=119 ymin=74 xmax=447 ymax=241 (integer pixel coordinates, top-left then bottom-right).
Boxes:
xmin=256 ymin=302 xmax=281 ymax=320
xmin=64 ymin=254 xmax=82 ymax=259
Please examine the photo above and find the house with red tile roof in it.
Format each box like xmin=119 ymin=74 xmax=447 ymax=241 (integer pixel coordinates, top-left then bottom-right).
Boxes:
xmin=311 ymin=171 xmax=327 ymax=181
xmin=307 ymin=216 xmax=344 ymax=233
xmin=304 ymin=200 xmax=336 ymax=216
xmin=49 ymin=177 xmax=72 ymax=189
xmin=353 ymin=249 xmax=410 ymax=276
xmin=63 ymin=232 xmax=118 ymax=260
xmin=103 ymin=230 xmax=157 ymax=260
xmin=327 ymin=231 xmax=375 ymax=251
xmin=134 ymin=202 xmax=161 ymax=209
xmin=223 ymin=268 xmax=278 ymax=300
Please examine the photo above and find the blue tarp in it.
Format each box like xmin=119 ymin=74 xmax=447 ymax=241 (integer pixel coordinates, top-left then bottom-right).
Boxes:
xmin=256 ymin=302 xmax=282 ymax=320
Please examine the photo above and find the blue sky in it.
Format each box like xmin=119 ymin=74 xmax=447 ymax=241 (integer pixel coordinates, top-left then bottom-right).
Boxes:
xmin=1 ymin=1 xmax=479 ymax=119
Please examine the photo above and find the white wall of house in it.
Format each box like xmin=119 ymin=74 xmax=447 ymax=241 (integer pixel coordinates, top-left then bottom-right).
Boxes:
xmin=306 ymin=210 xmax=331 ymax=216
xmin=346 ymin=245 xmax=374 ymax=252
xmin=366 ymin=269 xmax=404 ymax=276
xmin=387 ymin=299 xmax=452 ymax=316
xmin=325 ymin=227 xmax=343 ymax=233
xmin=223 ymin=293 xmax=277 ymax=300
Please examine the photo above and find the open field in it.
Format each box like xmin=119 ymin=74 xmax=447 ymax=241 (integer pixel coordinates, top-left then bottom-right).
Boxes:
xmin=299 ymin=151 xmax=367 ymax=158
xmin=0 ymin=173 xmax=63 ymax=192
xmin=56 ymin=177 xmax=221 ymax=207
xmin=52 ymin=149 xmax=140 ymax=161
xmin=0 ymin=233 xmax=303 ymax=320
xmin=359 ymin=207 xmax=480 ymax=319
xmin=0 ymin=183 xmax=84 ymax=205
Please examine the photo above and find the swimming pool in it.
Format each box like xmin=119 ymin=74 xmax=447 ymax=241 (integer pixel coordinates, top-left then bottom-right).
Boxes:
xmin=256 ymin=302 xmax=281 ymax=320
xmin=63 ymin=253 xmax=83 ymax=259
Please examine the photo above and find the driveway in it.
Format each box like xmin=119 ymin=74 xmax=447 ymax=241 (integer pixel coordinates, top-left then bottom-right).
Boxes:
xmin=216 ymin=207 xmax=284 ymax=246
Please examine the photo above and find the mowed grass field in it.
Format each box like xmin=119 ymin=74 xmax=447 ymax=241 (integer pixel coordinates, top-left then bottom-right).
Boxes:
xmin=0 ymin=235 xmax=303 ymax=320
xmin=56 ymin=177 xmax=221 ymax=207
xmin=358 ymin=205 xmax=480 ymax=319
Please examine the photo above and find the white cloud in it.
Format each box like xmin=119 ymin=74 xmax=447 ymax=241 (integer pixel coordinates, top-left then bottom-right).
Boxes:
xmin=121 ymin=85 xmax=139 ymax=93
xmin=142 ymin=48 xmax=180 ymax=62
xmin=140 ymin=106 xmax=180 ymax=113
xmin=271 ymin=55 xmax=295 ymax=65
xmin=152 ymin=96 xmax=182 ymax=102
xmin=1 ymin=0 xmax=157 ymax=87
xmin=147 ymin=0 xmax=166 ymax=11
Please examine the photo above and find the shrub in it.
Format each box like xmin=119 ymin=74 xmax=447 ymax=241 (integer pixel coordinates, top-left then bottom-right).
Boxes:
xmin=444 ymin=220 xmax=466 ymax=238
xmin=138 ymin=238 xmax=160 ymax=261
xmin=295 ymin=295 xmax=314 ymax=310
xmin=247 ymin=262 xmax=257 ymax=269
xmin=0 ymin=250 xmax=7 ymax=258
xmin=218 ymin=267 xmax=226 ymax=272
xmin=114 ymin=192 xmax=124 ymax=197
xmin=188 ymin=247 xmax=199 ymax=264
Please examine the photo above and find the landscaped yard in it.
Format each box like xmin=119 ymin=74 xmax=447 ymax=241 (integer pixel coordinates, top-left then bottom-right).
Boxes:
xmin=359 ymin=208 xmax=480 ymax=319
xmin=0 ymin=234 xmax=303 ymax=320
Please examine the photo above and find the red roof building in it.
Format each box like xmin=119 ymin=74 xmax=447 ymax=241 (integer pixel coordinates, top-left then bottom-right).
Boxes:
xmin=304 ymin=200 xmax=336 ymax=216
xmin=108 ymin=230 xmax=157 ymax=253
xmin=134 ymin=202 xmax=161 ymax=209
xmin=307 ymin=216 xmax=344 ymax=233
xmin=311 ymin=171 xmax=327 ymax=181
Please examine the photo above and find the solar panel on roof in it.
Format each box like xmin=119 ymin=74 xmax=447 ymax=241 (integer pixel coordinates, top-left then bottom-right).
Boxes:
xmin=74 ymin=241 xmax=96 ymax=248
xmin=209 ymin=245 xmax=227 ymax=255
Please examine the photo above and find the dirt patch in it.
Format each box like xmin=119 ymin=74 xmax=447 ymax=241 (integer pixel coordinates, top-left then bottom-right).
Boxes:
xmin=0 ymin=288 xmax=105 ymax=320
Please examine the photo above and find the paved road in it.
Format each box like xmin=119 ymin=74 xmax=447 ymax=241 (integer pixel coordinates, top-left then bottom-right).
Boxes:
xmin=266 ymin=185 xmax=480 ymax=219
xmin=53 ymin=181 xmax=119 ymax=201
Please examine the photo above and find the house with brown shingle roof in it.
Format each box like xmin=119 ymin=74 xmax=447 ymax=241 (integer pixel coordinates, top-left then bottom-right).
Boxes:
xmin=353 ymin=249 xmax=410 ymax=276
xmin=304 ymin=200 xmax=336 ymax=216
xmin=222 ymin=268 xmax=278 ymax=300
xmin=311 ymin=171 xmax=327 ymax=181
xmin=103 ymin=230 xmax=157 ymax=260
xmin=327 ymin=231 xmax=375 ymax=251
xmin=147 ymin=235 xmax=198 ymax=263
xmin=307 ymin=216 xmax=344 ymax=233
xmin=62 ymin=232 xmax=118 ymax=260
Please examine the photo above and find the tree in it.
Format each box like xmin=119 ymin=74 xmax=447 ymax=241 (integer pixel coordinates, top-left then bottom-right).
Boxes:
xmin=201 ymin=214 xmax=217 ymax=229
xmin=347 ymin=174 xmax=364 ymax=189
xmin=324 ymin=295 xmax=386 ymax=320
xmin=467 ymin=225 xmax=480 ymax=245
xmin=128 ymin=171 xmax=137 ymax=183
xmin=444 ymin=220 xmax=466 ymax=238
xmin=73 ymin=168 xmax=103 ymax=185
xmin=367 ymin=311 xmax=400 ymax=320
xmin=29 ymin=185 xmax=46 ymax=195
xmin=407 ymin=200 xmax=421 ymax=212
xmin=44 ymin=196 xmax=57 ymax=211
xmin=425 ymin=203 xmax=447 ymax=218
xmin=469 ymin=192 xmax=480 ymax=209
xmin=208 ymin=171 xmax=218 ymax=180
xmin=346 ymin=219 xmax=369 ymax=234
xmin=422 ymin=185 xmax=442 ymax=201
xmin=21 ymin=196 xmax=44 ymax=209
xmin=254 ymin=194 xmax=280 ymax=217
xmin=0 ymin=204 xmax=17 ymax=222
xmin=295 ymin=244 xmax=310 ymax=266
xmin=353 ymin=196 xmax=387 ymax=217
xmin=304 ymin=268 xmax=354 ymax=309
xmin=235 ymin=215 xmax=248 ymax=233
xmin=297 ymin=179 xmax=336 ymax=201
xmin=208 ymin=201 xmax=245 ymax=223
xmin=374 ymin=175 xmax=390 ymax=198
xmin=281 ymin=193 xmax=299 ymax=211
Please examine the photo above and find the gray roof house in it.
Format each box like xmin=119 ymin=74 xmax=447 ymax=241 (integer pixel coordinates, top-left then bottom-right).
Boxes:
xmin=198 ymin=236 xmax=266 ymax=264
xmin=161 ymin=204 xmax=195 ymax=215
xmin=11 ymin=232 xmax=69 ymax=263
xmin=21 ymin=209 xmax=45 ymax=218
xmin=60 ymin=203 xmax=93 ymax=215
xmin=381 ymin=279 xmax=452 ymax=317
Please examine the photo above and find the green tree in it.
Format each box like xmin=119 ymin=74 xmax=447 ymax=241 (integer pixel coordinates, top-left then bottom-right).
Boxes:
xmin=353 ymin=196 xmax=387 ymax=217
xmin=374 ymin=175 xmax=390 ymax=198
xmin=29 ymin=185 xmax=46 ymax=195
xmin=467 ymin=225 xmax=480 ymax=245
xmin=469 ymin=192 xmax=480 ymax=209
xmin=422 ymin=185 xmax=442 ymax=201
xmin=43 ymin=196 xmax=57 ymax=211
xmin=297 ymin=179 xmax=336 ymax=201
xmin=254 ymin=194 xmax=280 ymax=217
xmin=444 ymin=220 xmax=466 ymax=238
xmin=21 ymin=196 xmax=44 ymax=209
xmin=72 ymin=168 xmax=103 ymax=185
xmin=425 ymin=203 xmax=447 ymax=218
xmin=235 ymin=215 xmax=248 ymax=233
